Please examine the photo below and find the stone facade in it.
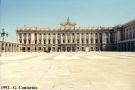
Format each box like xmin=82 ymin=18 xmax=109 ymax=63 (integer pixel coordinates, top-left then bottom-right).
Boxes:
xmin=114 ymin=20 xmax=135 ymax=51
xmin=0 ymin=41 xmax=19 ymax=52
xmin=16 ymin=18 xmax=116 ymax=52
xmin=15 ymin=18 xmax=135 ymax=52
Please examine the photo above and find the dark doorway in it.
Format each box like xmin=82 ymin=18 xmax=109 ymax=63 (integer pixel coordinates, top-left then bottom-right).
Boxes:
xmin=48 ymin=47 xmax=51 ymax=52
xmin=44 ymin=48 xmax=47 ymax=52
xmin=22 ymin=47 xmax=25 ymax=52
xmin=67 ymin=47 xmax=71 ymax=52
xmin=72 ymin=47 xmax=75 ymax=52
xmin=27 ymin=47 xmax=30 ymax=52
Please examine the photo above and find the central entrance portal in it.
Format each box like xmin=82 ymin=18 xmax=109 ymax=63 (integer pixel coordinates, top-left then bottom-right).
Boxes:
xmin=60 ymin=46 xmax=76 ymax=52
xmin=59 ymin=44 xmax=77 ymax=52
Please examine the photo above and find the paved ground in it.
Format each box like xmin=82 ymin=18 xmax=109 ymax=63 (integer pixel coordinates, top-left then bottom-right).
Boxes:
xmin=0 ymin=52 xmax=135 ymax=90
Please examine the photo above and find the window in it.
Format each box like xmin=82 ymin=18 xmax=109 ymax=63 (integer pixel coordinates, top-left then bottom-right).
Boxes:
xmin=19 ymin=33 xmax=22 ymax=39
xmin=91 ymin=47 xmax=93 ymax=51
xmin=48 ymin=39 xmax=50 ymax=44
xmin=44 ymin=40 xmax=46 ymax=44
xmin=24 ymin=40 xmax=26 ymax=44
xmin=106 ymin=38 xmax=109 ymax=43
xmin=28 ymin=40 xmax=31 ymax=44
xmin=91 ymin=38 xmax=93 ymax=44
xmin=68 ymin=40 xmax=70 ymax=43
xmin=72 ymin=33 xmax=74 ymax=35
xmin=86 ymin=39 xmax=89 ymax=44
xmin=53 ymin=40 xmax=55 ymax=44
xmin=96 ymin=39 xmax=98 ymax=43
xmin=82 ymin=47 xmax=84 ymax=51
xmin=77 ymin=39 xmax=79 ymax=43
xmin=91 ymin=33 xmax=93 ymax=35
xmin=73 ymin=39 xmax=75 ymax=43
xmin=58 ymin=40 xmax=60 ymax=44
xmin=82 ymin=39 xmax=84 ymax=43
xmin=19 ymin=39 xmax=22 ymax=43
xmin=28 ymin=33 xmax=31 ymax=39
xmin=35 ymin=40 xmax=37 ymax=44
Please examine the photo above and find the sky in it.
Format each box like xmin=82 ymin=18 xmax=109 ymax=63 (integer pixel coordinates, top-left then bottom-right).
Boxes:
xmin=0 ymin=0 xmax=135 ymax=41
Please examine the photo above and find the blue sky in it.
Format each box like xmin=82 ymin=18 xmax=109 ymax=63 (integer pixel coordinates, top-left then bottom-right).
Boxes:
xmin=0 ymin=0 xmax=135 ymax=41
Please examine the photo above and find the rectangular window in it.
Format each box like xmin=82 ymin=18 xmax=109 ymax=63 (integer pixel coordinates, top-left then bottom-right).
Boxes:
xmin=77 ymin=39 xmax=79 ymax=43
xmin=91 ymin=38 xmax=93 ymax=44
xmin=44 ymin=40 xmax=46 ymax=44
xmin=86 ymin=39 xmax=89 ymax=44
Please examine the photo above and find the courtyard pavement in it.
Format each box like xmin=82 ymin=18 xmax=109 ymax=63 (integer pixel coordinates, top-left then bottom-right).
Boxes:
xmin=0 ymin=52 xmax=135 ymax=90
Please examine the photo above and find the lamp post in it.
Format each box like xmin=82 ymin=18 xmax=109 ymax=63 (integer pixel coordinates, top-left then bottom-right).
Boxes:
xmin=0 ymin=28 xmax=8 ymax=56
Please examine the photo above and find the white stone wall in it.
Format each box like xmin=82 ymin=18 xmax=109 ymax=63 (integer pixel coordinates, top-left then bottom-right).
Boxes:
xmin=0 ymin=41 xmax=19 ymax=52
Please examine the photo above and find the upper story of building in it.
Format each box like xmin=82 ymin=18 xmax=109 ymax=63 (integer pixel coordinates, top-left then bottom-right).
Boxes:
xmin=16 ymin=18 xmax=114 ymax=45
xmin=16 ymin=18 xmax=135 ymax=45
xmin=113 ymin=19 xmax=135 ymax=43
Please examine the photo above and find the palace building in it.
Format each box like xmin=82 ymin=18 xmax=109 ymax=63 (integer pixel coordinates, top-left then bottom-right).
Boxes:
xmin=16 ymin=18 xmax=135 ymax=52
xmin=0 ymin=41 xmax=19 ymax=52
xmin=114 ymin=19 xmax=135 ymax=51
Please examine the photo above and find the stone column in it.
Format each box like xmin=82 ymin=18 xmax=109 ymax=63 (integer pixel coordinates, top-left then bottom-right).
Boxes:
xmin=65 ymin=46 xmax=67 ymax=52
xmin=79 ymin=33 xmax=82 ymax=44
xmin=71 ymin=33 xmax=72 ymax=44
xmin=75 ymin=33 xmax=77 ymax=44
xmin=31 ymin=33 xmax=34 ymax=44
xmin=98 ymin=33 xmax=100 ymax=43
xmin=22 ymin=33 xmax=24 ymax=44
xmin=66 ymin=33 xmax=68 ymax=44
xmin=51 ymin=33 xmax=53 ymax=44
xmin=61 ymin=33 xmax=63 ymax=44
xmin=41 ymin=33 xmax=44 ymax=44
xmin=117 ymin=31 xmax=121 ymax=42
xmin=84 ymin=33 xmax=86 ymax=44
xmin=26 ymin=34 xmax=28 ymax=45
xmin=61 ymin=46 xmax=62 ymax=52
xmin=55 ymin=33 xmax=58 ymax=52
xmin=46 ymin=33 xmax=48 ymax=44
xmin=127 ymin=30 xmax=129 ymax=40
xmin=17 ymin=33 xmax=19 ymax=44
xmin=89 ymin=33 xmax=91 ymax=44
xmin=102 ymin=32 xmax=106 ymax=44
xmin=93 ymin=33 xmax=95 ymax=44
xmin=55 ymin=33 xmax=58 ymax=44
xmin=37 ymin=33 xmax=39 ymax=44
xmin=41 ymin=33 xmax=44 ymax=52
xmin=93 ymin=33 xmax=95 ymax=51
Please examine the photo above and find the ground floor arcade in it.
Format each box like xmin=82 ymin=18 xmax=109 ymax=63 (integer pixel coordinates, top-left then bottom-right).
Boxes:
xmin=19 ymin=44 xmax=108 ymax=52
xmin=117 ymin=41 xmax=135 ymax=51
